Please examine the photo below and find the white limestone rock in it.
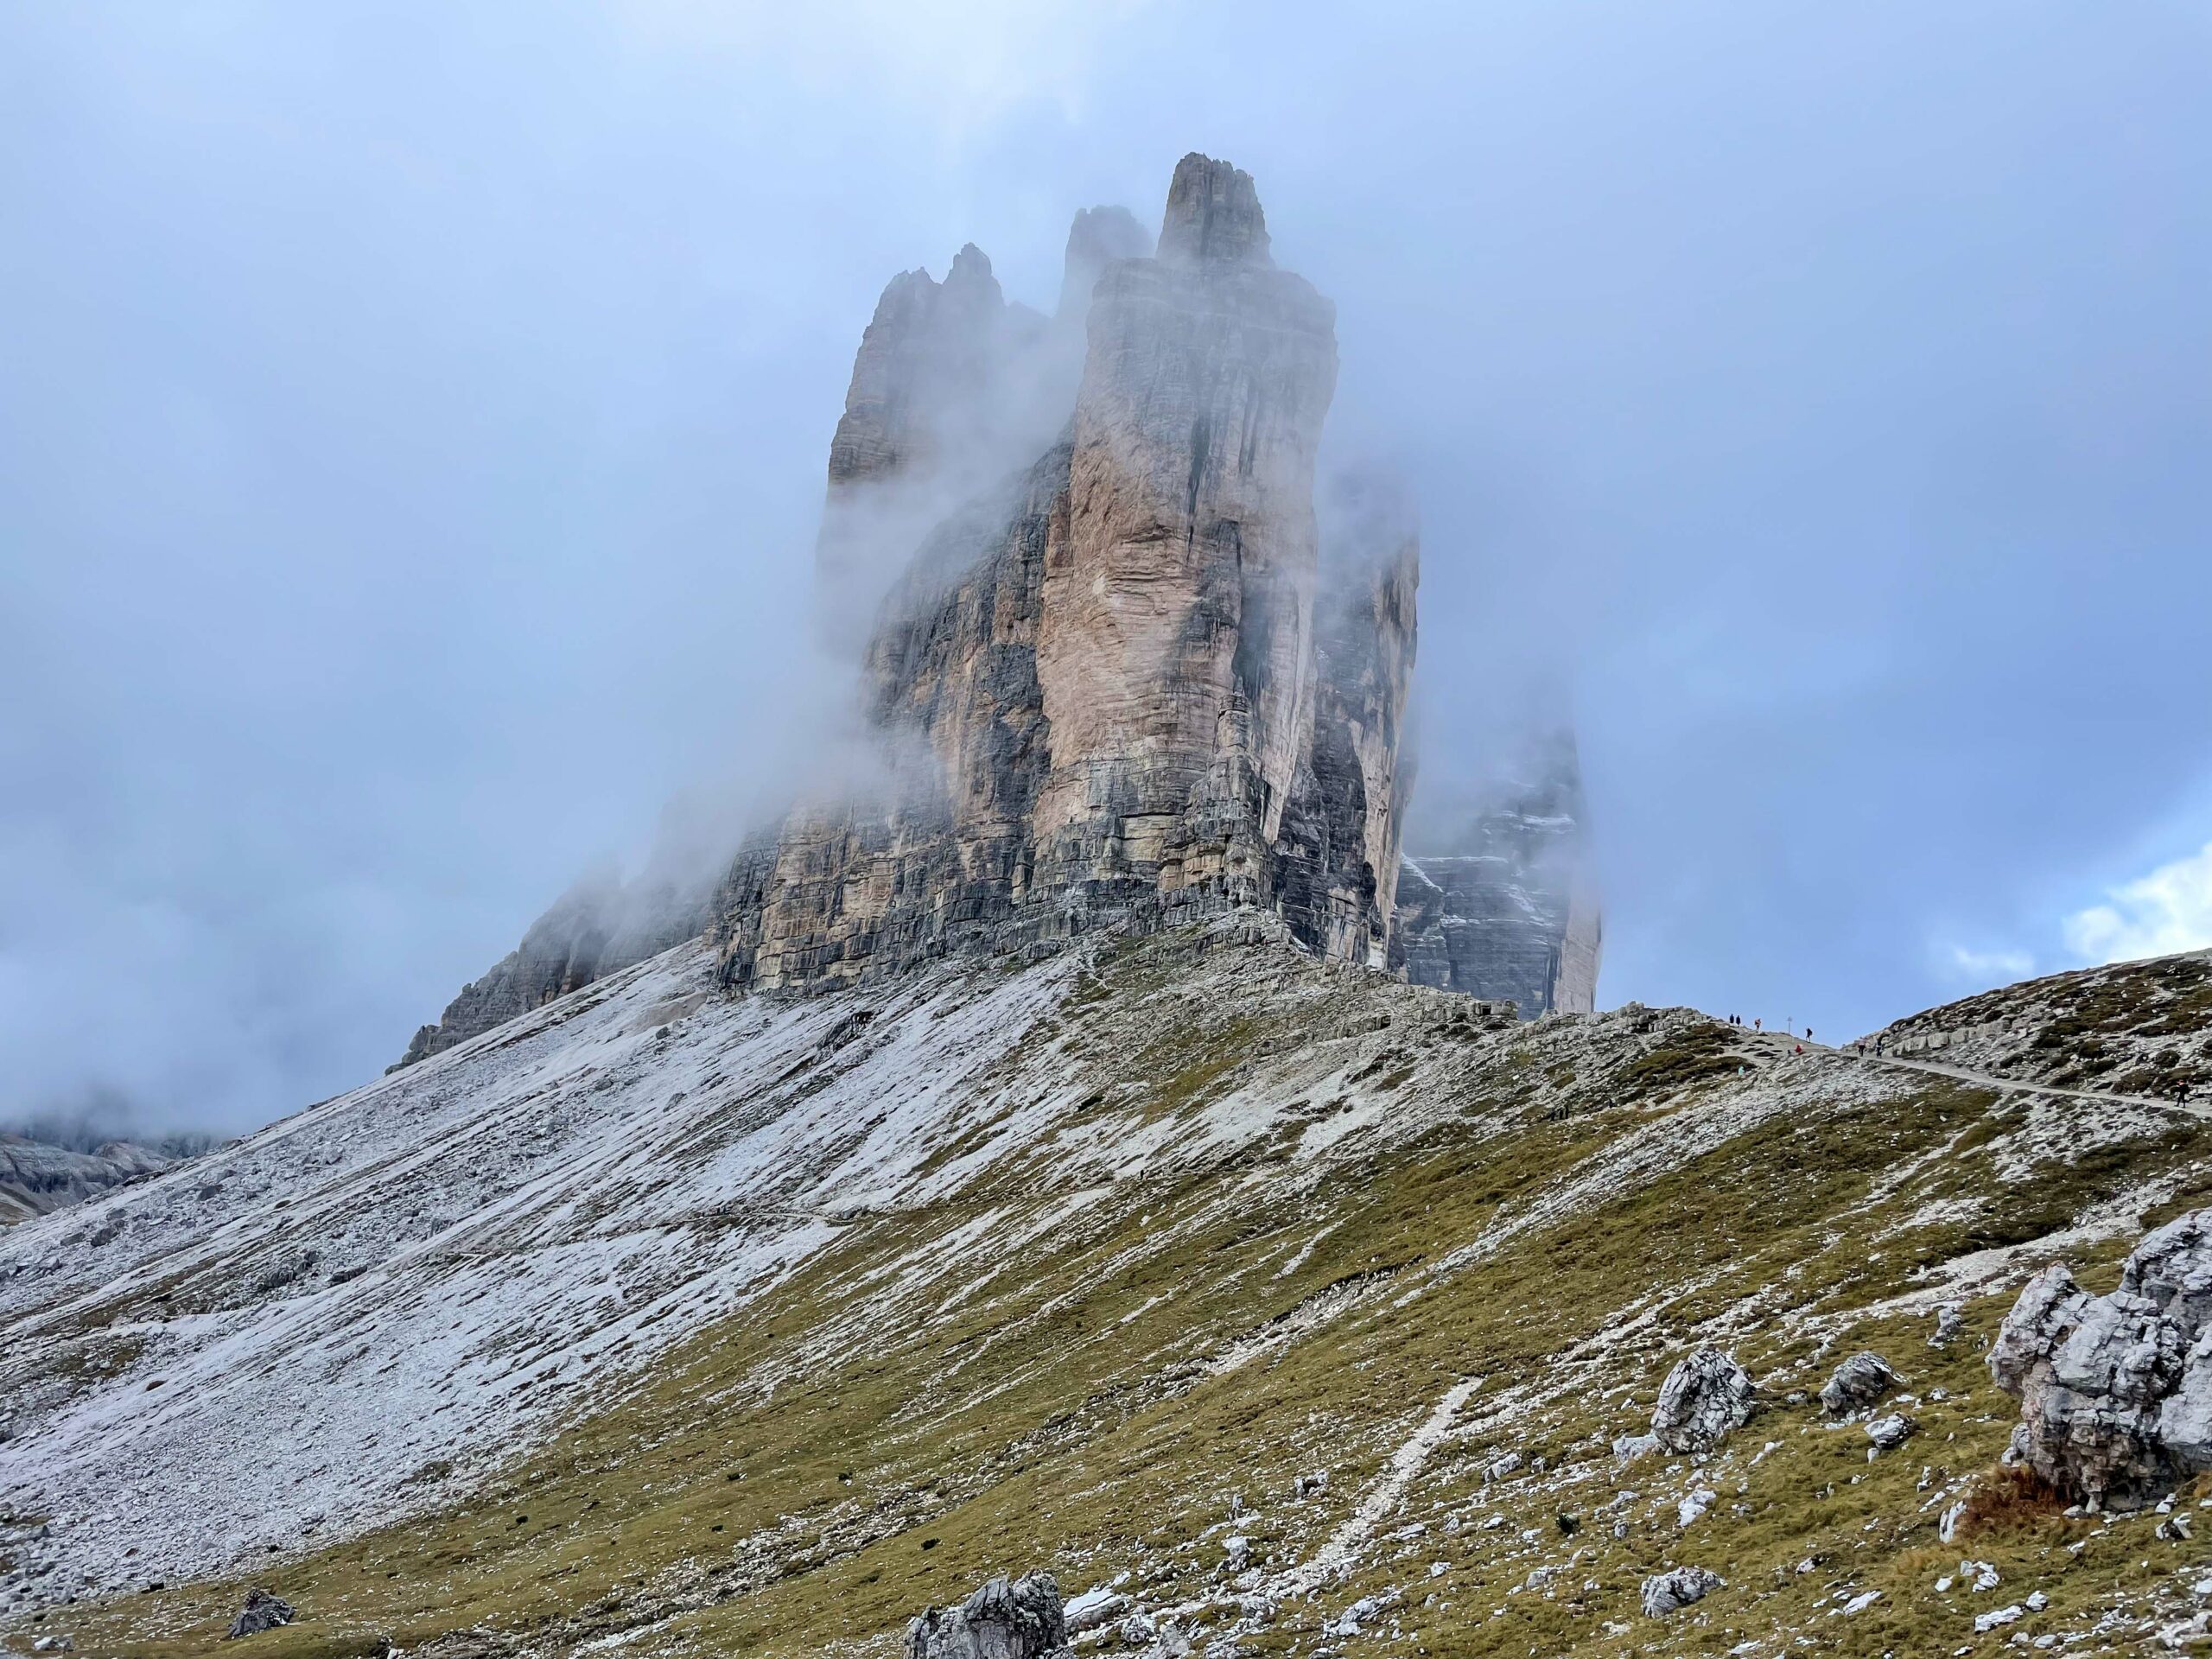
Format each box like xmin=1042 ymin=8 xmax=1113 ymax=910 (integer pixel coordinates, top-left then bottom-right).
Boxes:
xmin=1652 ymin=1349 xmax=1756 ymax=1453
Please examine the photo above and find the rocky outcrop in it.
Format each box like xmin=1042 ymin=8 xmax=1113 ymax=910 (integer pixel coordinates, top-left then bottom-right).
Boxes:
xmin=394 ymin=861 xmax=715 ymax=1069
xmin=1651 ymin=1348 xmax=1756 ymax=1453
xmin=401 ymin=156 xmax=1415 ymax=1033
xmin=0 ymin=1135 xmax=177 ymax=1226
xmin=225 ymin=1587 xmax=293 ymax=1638
xmin=908 ymin=1573 xmax=1071 ymax=1659
xmin=1821 ymin=1351 xmax=1902 ymax=1417
xmin=712 ymin=155 xmax=1415 ymax=993
xmin=1990 ymin=1209 xmax=2212 ymax=1508
xmin=1641 ymin=1566 xmax=1723 ymax=1617
xmin=1395 ymin=727 xmax=1599 ymax=1016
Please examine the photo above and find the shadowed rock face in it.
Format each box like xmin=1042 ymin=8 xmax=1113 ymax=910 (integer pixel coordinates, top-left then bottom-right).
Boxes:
xmin=1395 ymin=728 xmax=1600 ymax=1016
xmin=1279 ymin=474 xmax=1420 ymax=965
xmin=713 ymin=155 xmax=1415 ymax=993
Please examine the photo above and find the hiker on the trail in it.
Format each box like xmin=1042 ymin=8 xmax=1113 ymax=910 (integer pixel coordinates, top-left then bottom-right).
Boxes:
xmin=1794 ymin=1041 xmax=1802 ymax=1054
xmin=1806 ymin=1027 xmax=1813 ymax=1041
xmin=1754 ymin=1017 xmax=1762 ymax=1032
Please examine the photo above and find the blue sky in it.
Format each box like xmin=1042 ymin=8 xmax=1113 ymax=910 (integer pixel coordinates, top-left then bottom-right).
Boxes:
xmin=4 ymin=1 xmax=2209 ymax=1131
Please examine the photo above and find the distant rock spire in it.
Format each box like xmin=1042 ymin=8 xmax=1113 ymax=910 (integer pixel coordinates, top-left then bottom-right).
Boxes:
xmin=1156 ymin=153 xmax=1273 ymax=268
xmin=1394 ymin=727 xmax=1602 ymax=1017
xmin=1057 ymin=206 xmax=1151 ymax=321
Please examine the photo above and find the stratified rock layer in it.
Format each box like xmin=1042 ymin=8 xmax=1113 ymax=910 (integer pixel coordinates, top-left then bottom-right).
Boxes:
xmin=1395 ymin=728 xmax=1599 ymax=1015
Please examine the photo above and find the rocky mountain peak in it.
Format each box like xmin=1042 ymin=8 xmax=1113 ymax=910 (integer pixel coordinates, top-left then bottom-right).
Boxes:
xmin=704 ymin=154 xmax=1389 ymax=993
xmin=392 ymin=152 xmax=1618 ymax=1055
xmin=1157 ymin=152 xmax=1273 ymax=268
xmin=941 ymin=241 xmax=1001 ymax=302
xmin=1057 ymin=205 xmax=1152 ymax=321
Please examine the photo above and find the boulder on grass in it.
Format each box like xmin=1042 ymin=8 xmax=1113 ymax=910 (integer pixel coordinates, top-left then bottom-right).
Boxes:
xmin=1989 ymin=1209 xmax=2212 ymax=1509
xmin=1651 ymin=1349 xmax=1756 ymax=1453
xmin=226 ymin=1588 xmax=295 ymax=1639
xmin=1641 ymin=1566 xmax=1724 ymax=1617
xmin=1820 ymin=1351 xmax=1900 ymax=1416
xmin=908 ymin=1573 xmax=1071 ymax=1659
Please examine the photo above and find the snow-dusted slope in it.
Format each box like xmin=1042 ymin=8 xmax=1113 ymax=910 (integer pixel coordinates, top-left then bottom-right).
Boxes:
xmin=1 ymin=938 xmax=1080 ymax=1600
xmin=10 ymin=926 xmax=2212 ymax=1659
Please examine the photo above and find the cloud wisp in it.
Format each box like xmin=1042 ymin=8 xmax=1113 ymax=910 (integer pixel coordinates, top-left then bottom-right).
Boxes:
xmin=2065 ymin=843 xmax=2212 ymax=969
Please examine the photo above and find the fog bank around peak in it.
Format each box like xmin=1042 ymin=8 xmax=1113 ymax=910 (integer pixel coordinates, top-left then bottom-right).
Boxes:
xmin=3 ymin=0 xmax=2208 ymax=1135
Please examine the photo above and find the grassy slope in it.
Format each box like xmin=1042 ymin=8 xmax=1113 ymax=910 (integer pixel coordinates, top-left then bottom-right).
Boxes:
xmin=22 ymin=940 xmax=2212 ymax=1659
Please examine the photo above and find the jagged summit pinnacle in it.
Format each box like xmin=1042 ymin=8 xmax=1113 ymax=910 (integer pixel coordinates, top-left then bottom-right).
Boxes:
xmin=943 ymin=241 xmax=997 ymax=290
xmin=1157 ymin=152 xmax=1272 ymax=268
xmin=1058 ymin=205 xmax=1151 ymax=319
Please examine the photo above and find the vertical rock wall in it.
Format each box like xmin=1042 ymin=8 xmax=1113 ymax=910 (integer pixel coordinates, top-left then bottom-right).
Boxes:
xmin=1031 ymin=156 xmax=1339 ymax=917
xmin=714 ymin=155 xmax=1414 ymax=993
xmin=399 ymin=154 xmax=1433 ymax=1050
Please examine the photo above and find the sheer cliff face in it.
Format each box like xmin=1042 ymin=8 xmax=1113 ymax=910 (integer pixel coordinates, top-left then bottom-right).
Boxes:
xmin=397 ymin=156 xmax=1419 ymax=1044
xmin=715 ymin=156 xmax=1416 ymax=993
xmin=1289 ymin=493 xmax=1420 ymax=965
xmin=1033 ymin=158 xmax=1338 ymax=906
xmin=1395 ymin=730 xmax=1601 ymax=1017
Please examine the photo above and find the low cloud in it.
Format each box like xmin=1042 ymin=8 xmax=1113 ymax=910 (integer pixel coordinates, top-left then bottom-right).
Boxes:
xmin=1940 ymin=944 xmax=2035 ymax=985
xmin=2064 ymin=842 xmax=2212 ymax=967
